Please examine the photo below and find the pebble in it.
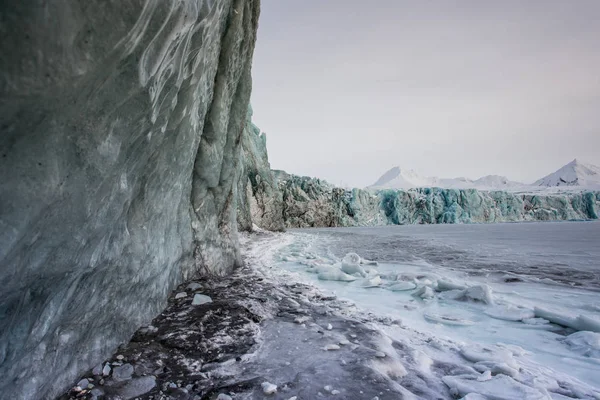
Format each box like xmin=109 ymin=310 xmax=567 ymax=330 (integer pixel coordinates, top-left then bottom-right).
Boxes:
xmin=375 ymin=351 xmax=386 ymax=358
xmin=76 ymin=378 xmax=89 ymax=391
xmin=261 ymin=381 xmax=278 ymax=395
xmin=102 ymin=364 xmax=111 ymax=376
xmin=92 ymin=363 xmax=103 ymax=376
xmin=216 ymin=394 xmax=233 ymax=400
xmin=324 ymin=385 xmax=332 ymax=392
xmin=339 ymin=339 xmax=350 ymax=345
xmin=112 ymin=363 xmax=134 ymax=381
xmin=175 ymin=292 xmax=187 ymax=299
xmin=324 ymin=344 xmax=341 ymax=351
xmin=327 ymin=323 xmax=333 ymax=330
xmin=192 ymin=294 xmax=212 ymax=305
xmin=332 ymin=390 xmax=341 ymax=395
xmin=116 ymin=354 xmax=124 ymax=360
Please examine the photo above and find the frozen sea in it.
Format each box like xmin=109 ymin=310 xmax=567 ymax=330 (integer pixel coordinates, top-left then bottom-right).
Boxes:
xmin=272 ymin=221 xmax=600 ymax=399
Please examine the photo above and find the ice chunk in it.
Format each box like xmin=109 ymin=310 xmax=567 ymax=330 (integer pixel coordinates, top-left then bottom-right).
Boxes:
xmin=460 ymin=346 xmax=518 ymax=369
xmin=360 ymin=258 xmax=378 ymax=266
xmin=443 ymin=374 xmax=547 ymax=400
xmin=473 ymin=361 xmax=519 ymax=378
xmin=522 ymin=317 xmax=550 ymax=325
xmin=562 ymin=331 xmax=600 ymax=358
xmin=387 ymin=281 xmax=416 ymax=291
xmin=413 ymin=286 xmax=435 ymax=300
xmin=424 ymin=313 xmax=475 ymax=326
xmin=341 ymin=253 xmax=367 ymax=276
xmin=361 ymin=276 xmax=383 ymax=288
xmin=318 ymin=270 xmax=358 ymax=282
xmin=459 ymin=285 xmax=494 ymax=305
xmin=261 ymin=382 xmax=278 ymax=395
xmin=534 ymin=307 xmax=600 ymax=333
xmin=459 ymin=394 xmax=488 ymax=400
xmin=192 ymin=294 xmax=212 ymax=305
xmin=187 ymin=282 xmax=202 ymax=291
xmin=437 ymin=279 xmax=467 ymax=291
xmin=477 ymin=370 xmax=492 ymax=382
xmin=485 ymin=306 xmax=534 ymax=322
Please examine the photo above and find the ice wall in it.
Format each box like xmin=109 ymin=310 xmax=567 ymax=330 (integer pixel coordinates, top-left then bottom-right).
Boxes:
xmin=0 ymin=1 xmax=260 ymax=399
xmin=276 ymin=174 xmax=599 ymax=228
xmin=237 ymin=105 xmax=285 ymax=232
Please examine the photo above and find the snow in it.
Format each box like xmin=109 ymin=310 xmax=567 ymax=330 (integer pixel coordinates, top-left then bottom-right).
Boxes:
xmin=368 ymin=166 xmax=524 ymax=190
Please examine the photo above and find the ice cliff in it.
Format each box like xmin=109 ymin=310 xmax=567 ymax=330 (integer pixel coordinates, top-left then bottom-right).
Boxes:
xmin=276 ymin=174 xmax=599 ymax=228
xmin=0 ymin=1 xmax=265 ymax=399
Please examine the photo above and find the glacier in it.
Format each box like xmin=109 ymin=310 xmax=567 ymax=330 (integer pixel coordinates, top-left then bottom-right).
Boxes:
xmin=275 ymin=174 xmax=599 ymax=228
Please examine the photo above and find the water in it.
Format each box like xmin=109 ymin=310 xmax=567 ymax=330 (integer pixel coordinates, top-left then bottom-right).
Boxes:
xmin=301 ymin=221 xmax=600 ymax=290
xmin=274 ymin=221 xmax=600 ymax=395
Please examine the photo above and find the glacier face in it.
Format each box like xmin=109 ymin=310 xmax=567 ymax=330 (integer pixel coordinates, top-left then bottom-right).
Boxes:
xmin=0 ymin=1 xmax=261 ymax=399
xmin=276 ymin=174 xmax=599 ymax=228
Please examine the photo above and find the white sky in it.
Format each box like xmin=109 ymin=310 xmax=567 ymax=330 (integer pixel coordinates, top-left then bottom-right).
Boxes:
xmin=250 ymin=0 xmax=600 ymax=187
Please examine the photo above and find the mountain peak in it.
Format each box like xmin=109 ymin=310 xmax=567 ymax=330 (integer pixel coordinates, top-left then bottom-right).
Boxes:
xmin=534 ymin=159 xmax=600 ymax=187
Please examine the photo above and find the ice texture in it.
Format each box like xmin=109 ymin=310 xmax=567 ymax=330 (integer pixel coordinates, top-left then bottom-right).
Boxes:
xmin=0 ymin=1 xmax=263 ymax=399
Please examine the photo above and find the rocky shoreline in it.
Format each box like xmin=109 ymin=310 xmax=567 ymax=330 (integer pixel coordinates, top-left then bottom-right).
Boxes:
xmin=57 ymin=232 xmax=426 ymax=400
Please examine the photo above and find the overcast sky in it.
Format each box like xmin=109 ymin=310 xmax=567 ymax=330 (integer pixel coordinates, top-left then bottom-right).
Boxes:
xmin=250 ymin=1 xmax=600 ymax=187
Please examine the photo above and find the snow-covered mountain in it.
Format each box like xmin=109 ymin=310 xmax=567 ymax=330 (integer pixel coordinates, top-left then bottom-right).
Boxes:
xmin=368 ymin=167 xmax=523 ymax=190
xmin=534 ymin=159 xmax=600 ymax=187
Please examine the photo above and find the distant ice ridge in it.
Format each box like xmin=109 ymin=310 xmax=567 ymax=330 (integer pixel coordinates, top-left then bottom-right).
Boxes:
xmin=534 ymin=158 xmax=600 ymax=187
